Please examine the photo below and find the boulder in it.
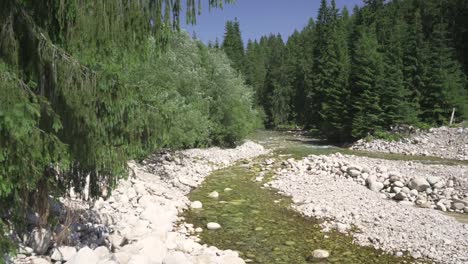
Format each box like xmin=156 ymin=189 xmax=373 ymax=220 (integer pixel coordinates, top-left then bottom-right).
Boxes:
xmin=347 ymin=169 xmax=361 ymax=178
xmin=433 ymin=181 xmax=446 ymax=189
xmin=30 ymin=257 xmax=52 ymax=264
xmin=394 ymin=192 xmax=407 ymax=201
xmin=50 ymin=246 xmax=77 ymax=261
xmin=427 ymin=176 xmax=441 ymax=185
xmin=369 ymin=182 xmax=384 ymax=192
xmin=452 ymin=203 xmax=465 ymax=210
xmin=220 ymin=256 xmax=246 ymax=264
xmin=29 ymin=228 xmax=52 ymax=255
xmin=65 ymin=247 xmax=99 ymax=264
xmin=163 ymin=252 xmax=190 ymax=264
xmin=408 ymin=178 xmax=431 ymax=192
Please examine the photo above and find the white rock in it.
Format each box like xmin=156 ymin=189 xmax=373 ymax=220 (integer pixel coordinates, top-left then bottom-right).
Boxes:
xmin=369 ymin=182 xmax=384 ymax=192
xmin=220 ymin=255 xmax=246 ymax=264
xmin=191 ymin=201 xmax=203 ymax=209
xmin=195 ymin=227 xmax=203 ymax=233
xmin=109 ymin=234 xmax=125 ymax=248
xmin=65 ymin=247 xmax=99 ymax=264
xmin=29 ymin=228 xmax=52 ymax=255
xmin=207 ymin=222 xmax=221 ymax=230
xmin=30 ymin=257 xmax=52 ymax=264
xmin=347 ymin=169 xmax=361 ymax=178
xmin=94 ymin=246 xmax=110 ymax=260
xmin=135 ymin=236 xmax=168 ymax=264
xmin=208 ymin=191 xmax=219 ymax=198
xmin=163 ymin=252 xmax=190 ymax=264
xmin=50 ymin=246 xmax=77 ymax=261
xmin=408 ymin=177 xmax=431 ymax=192
xmin=312 ymin=249 xmax=330 ymax=259
xmin=427 ymin=176 xmax=441 ymax=185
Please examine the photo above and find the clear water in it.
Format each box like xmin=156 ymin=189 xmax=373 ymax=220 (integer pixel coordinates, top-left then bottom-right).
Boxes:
xmin=183 ymin=130 xmax=463 ymax=263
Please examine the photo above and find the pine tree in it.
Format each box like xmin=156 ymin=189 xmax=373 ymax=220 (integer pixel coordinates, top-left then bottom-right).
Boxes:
xmin=380 ymin=18 xmax=419 ymax=127
xmin=421 ymin=22 xmax=467 ymax=123
xmin=350 ymin=27 xmax=384 ymax=138
xmin=403 ymin=8 xmax=426 ymax=120
xmin=222 ymin=18 xmax=245 ymax=72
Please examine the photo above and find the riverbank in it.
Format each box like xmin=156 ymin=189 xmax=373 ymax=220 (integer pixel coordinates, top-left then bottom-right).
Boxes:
xmin=11 ymin=141 xmax=268 ymax=264
xmin=351 ymin=127 xmax=468 ymax=161
xmin=268 ymin=153 xmax=468 ymax=264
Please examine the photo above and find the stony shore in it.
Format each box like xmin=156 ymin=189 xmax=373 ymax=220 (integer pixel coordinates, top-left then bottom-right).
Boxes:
xmin=268 ymin=154 xmax=468 ymax=264
xmin=11 ymin=141 xmax=268 ymax=264
xmin=351 ymin=127 xmax=468 ymax=161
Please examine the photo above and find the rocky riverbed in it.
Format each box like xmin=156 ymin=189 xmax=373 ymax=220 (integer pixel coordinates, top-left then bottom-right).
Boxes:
xmin=351 ymin=127 xmax=468 ymax=161
xmin=268 ymin=153 xmax=468 ymax=264
xmin=10 ymin=141 xmax=268 ymax=264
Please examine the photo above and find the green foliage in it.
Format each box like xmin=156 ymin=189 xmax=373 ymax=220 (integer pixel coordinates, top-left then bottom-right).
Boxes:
xmin=367 ymin=130 xmax=403 ymax=142
xmin=0 ymin=0 xmax=258 ymax=257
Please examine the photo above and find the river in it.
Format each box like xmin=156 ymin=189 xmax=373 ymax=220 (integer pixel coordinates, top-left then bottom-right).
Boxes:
xmin=183 ymin=130 xmax=465 ymax=263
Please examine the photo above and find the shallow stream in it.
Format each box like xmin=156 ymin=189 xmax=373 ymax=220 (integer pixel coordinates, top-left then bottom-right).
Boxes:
xmin=183 ymin=130 xmax=465 ymax=263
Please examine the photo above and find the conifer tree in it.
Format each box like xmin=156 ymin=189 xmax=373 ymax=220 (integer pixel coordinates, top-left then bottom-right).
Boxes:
xmin=222 ymin=19 xmax=245 ymax=72
xmin=350 ymin=27 xmax=384 ymax=138
xmin=421 ymin=22 xmax=467 ymax=123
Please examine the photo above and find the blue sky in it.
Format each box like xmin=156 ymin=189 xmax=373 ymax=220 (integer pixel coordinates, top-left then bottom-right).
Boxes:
xmin=182 ymin=0 xmax=364 ymax=45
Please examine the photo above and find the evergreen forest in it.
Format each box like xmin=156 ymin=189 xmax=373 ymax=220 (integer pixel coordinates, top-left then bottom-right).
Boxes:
xmin=222 ymin=0 xmax=467 ymax=141
xmin=0 ymin=0 xmax=467 ymax=257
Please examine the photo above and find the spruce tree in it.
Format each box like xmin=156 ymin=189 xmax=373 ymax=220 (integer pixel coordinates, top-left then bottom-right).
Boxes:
xmin=421 ymin=22 xmax=467 ymax=123
xmin=350 ymin=27 xmax=384 ymax=138
xmin=380 ymin=19 xmax=419 ymax=127
xmin=222 ymin=19 xmax=245 ymax=73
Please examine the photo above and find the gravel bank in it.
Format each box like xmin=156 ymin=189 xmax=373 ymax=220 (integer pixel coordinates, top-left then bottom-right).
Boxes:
xmin=269 ymin=154 xmax=468 ymax=264
xmin=12 ymin=141 xmax=268 ymax=264
xmin=351 ymin=127 xmax=468 ymax=161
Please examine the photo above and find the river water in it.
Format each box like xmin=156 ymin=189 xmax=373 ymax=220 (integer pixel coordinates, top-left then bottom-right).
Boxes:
xmin=183 ymin=130 xmax=464 ymax=263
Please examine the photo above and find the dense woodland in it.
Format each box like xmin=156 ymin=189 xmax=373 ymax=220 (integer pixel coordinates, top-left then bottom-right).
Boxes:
xmin=219 ymin=0 xmax=467 ymax=141
xmin=0 ymin=0 xmax=467 ymax=257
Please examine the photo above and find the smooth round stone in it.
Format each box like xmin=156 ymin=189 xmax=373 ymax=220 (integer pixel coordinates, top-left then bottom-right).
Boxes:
xmin=311 ymin=249 xmax=330 ymax=259
xmin=208 ymin=191 xmax=219 ymax=198
xmin=224 ymin=188 xmax=233 ymax=192
xmin=195 ymin=227 xmax=203 ymax=233
xmin=190 ymin=201 xmax=203 ymax=209
xmin=207 ymin=222 xmax=221 ymax=230
xmin=254 ymin=227 xmax=263 ymax=231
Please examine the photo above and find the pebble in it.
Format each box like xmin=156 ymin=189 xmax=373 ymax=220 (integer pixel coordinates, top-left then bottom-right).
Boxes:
xmin=207 ymin=222 xmax=221 ymax=230
xmin=311 ymin=249 xmax=330 ymax=259
xmin=208 ymin=191 xmax=219 ymax=198
xmin=190 ymin=201 xmax=203 ymax=209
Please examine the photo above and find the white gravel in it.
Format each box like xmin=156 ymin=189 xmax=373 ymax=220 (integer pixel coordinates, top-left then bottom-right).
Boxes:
xmin=269 ymin=154 xmax=468 ymax=264
xmin=351 ymin=127 xmax=468 ymax=161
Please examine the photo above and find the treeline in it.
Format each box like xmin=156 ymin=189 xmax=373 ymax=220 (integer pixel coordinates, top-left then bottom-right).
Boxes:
xmin=0 ymin=0 xmax=257 ymax=253
xmin=220 ymin=0 xmax=468 ymax=141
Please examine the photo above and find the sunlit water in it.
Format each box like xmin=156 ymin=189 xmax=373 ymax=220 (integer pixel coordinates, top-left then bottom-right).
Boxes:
xmin=183 ymin=130 xmax=465 ymax=263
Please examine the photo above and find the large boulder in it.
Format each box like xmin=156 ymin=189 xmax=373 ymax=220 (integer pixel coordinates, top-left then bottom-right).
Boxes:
xmin=29 ymin=228 xmax=52 ymax=255
xmin=65 ymin=247 xmax=99 ymax=264
xmin=408 ymin=178 xmax=431 ymax=192
xmin=50 ymin=246 xmax=77 ymax=261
